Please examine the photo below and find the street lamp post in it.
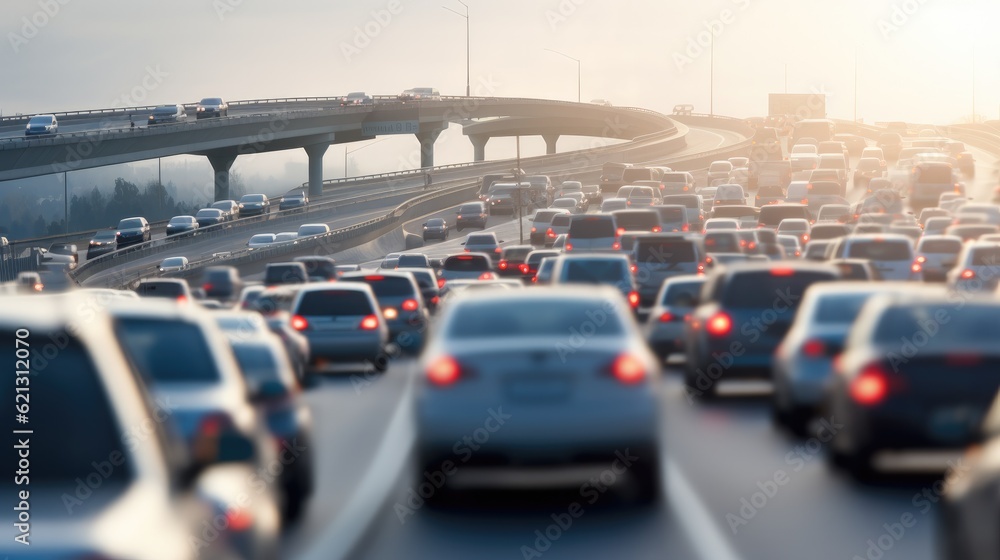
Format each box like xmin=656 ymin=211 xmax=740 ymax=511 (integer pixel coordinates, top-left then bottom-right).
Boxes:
xmin=443 ymin=1 xmax=470 ymax=97
xmin=344 ymin=138 xmax=389 ymax=177
xmin=544 ymin=48 xmax=581 ymax=103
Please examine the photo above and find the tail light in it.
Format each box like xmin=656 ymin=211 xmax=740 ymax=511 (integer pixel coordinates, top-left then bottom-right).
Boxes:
xmin=519 ymin=263 xmax=530 ymax=274
xmin=801 ymin=234 xmax=810 ymax=243
xmin=383 ymin=307 xmax=399 ymax=320
xmin=457 ymin=215 xmax=462 ymax=220
xmin=697 ymin=263 xmax=705 ymax=274
xmin=437 ymin=278 xmax=447 ymax=289
xmin=202 ymin=283 xmax=213 ymax=292
xmin=531 ymin=226 xmax=537 ymax=233
xmin=546 ymin=228 xmax=556 ymax=238
xmin=630 ymin=264 xmax=638 ymax=274
xmin=706 ymin=312 xmax=732 ymax=336
xmin=911 ymin=262 xmax=922 ymax=273
xmin=359 ymin=314 xmax=379 ymax=330
xmin=430 ymin=295 xmax=440 ymax=305
xmin=960 ymin=269 xmax=976 ymax=279
xmin=611 ymin=353 xmax=646 ymax=384
xmin=850 ymin=364 xmax=891 ymax=406
xmin=291 ymin=315 xmax=309 ymax=331
xmin=652 ymin=226 xmax=662 ymax=233
xmin=617 ymin=227 xmax=626 ymax=236
xmin=801 ymin=339 xmax=827 ymax=358
xmin=627 ymin=291 xmax=640 ymax=308
xmin=479 ymin=272 xmax=494 ymax=280
xmin=659 ymin=311 xmax=677 ymax=322
xmin=565 ymin=242 xmax=573 ymax=251
xmin=498 ymin=260 xmax=509 ymax=270
xmin=915 ymin=256 xmax=926 ymax=264
xmin=612 ymin=242 xmax=621 ymax=250
xmin=494 ymin=247 xmax=502 ymax=254
xmin=225 ymin=509 xmax=254 ymax=532
xmin=427 ymin=356 xmax=461 ymax=386
xmin=176 ymin=295 xmax=188 ymax=304
xmin=682 ymin=224 xmax=689 ymax=232
xmin=197 ymin=413 xmax=232 ymax=438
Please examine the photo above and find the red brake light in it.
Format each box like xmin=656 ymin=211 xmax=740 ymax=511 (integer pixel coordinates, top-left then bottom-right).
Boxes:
xmin=612 ymin=242 xmax=621 ymax=250
xmin=479 ymin=272 xmax=494 ymax=280
xmin=850 ymin=365 xmax=889 ymax=406
xmin=659 ymin=311 xmax=675 ymax=323
xmin=915 ymin=256 xmax=926 ymax=263
xmin=617 ymin=227 xmax=626 ymax=236
xmin=531 ymin=227 xmax=537 ymax=233
xmin=365 ymin=275 xmax=384 ymax=281
xmin=498 ymin=260 xmax=509 ymax=270
xmin=402 ymin=299 xmax=419 ymax=311
xmin=427 ymin=356 xmax=461 ymax=386
xmin=771 ymin=267 xmax=795 ymax=276
xmin=682 ymin=224 xmax=689 ymax=232
xmin=494 ymin=247 xmax=502 ymax=253
xmin=652 ymin=226 xmax=662 ymax=233
xmin=911 ymin=262 xmax=922 ymax=273
xmin=519 ymin=263 xmax=530 ymax=274
xmin=291 ymin=315 xmax=309 ymax=331
xmin=960 ymin=269 xmax=976 ymax=279
xmin=202 ymin=283 xmax=213 ymax=292
xmin=611 ymin=354 xmax=646 ymax=384
xmin=457 ymin=215 xmax=462 ymax=219
xmin=359 ymin=315 xmax=379 ymax=330
xmin=437 ymin=278 xmax=447 ymax=289
xmin=802 ymin=339 xmax=826 ymax=358
xmin=706 ymin=312 xmax=732 ymax=336
xmin=225 ymin=509 xmax=254 ymax=532
xmin=630 ymin=264 xmax=638 ymax=274
xmin=547 ymin=228 xmax=556 ymax=238
xmin=430 ymin=295 xmax=440 ymax=305
xmin=565 ymin=242 xmax=573 ymax=251
xmin=628 ymin=291 xmax=640 ymax=308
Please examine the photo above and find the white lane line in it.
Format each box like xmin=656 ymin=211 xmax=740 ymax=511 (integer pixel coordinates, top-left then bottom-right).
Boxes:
xmin=298 ymin=366 xmax=416 ymax=560
xmin=665 ymin=457 xmax=746 ymax=560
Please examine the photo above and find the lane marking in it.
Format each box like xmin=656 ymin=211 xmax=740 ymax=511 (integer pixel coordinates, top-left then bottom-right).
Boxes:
xmin=666 ymin=456 xmax=746 ymax=560
xmin=298 ymin=366 xmax=416 ymax=560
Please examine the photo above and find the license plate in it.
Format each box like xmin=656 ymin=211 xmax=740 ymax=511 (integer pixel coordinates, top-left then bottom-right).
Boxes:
xmin=505 ymin=377 xmax=572 ymax=402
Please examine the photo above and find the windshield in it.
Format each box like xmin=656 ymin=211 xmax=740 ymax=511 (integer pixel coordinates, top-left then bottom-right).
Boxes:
xmin=115 ymin=318 xmax=220 ymax=383
xmin=28 ymin=115 xmax=53 ymax=125
xmin=561 ymin=259 xmax=628 ymax=284
xmin=118 ymin=218 xmax=144 ymax=229
xmin=847 ymin=240 xmax=912 ymax=260
xmin=241 ymin=194 xmax=265 ymax=202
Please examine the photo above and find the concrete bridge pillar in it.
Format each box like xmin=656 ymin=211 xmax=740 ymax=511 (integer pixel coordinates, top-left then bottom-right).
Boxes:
xmin=416 ymin=129 xmax=443 ymax=169
xmin=469 ymin=134 xmax=489 ymax=162
xmin=207 ymin=150 xmax=238 ymax=201
xmin=542 ymin=134 xmax=559 ymax=155
xmin=304 ymin=143 xmax=329 ymax=198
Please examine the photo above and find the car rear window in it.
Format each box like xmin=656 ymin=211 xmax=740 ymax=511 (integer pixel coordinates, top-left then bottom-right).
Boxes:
xmin=614 ymin=211 xmax=658 ymax=230
xmin=296 ymin=290 xmax=373 ymax=316
xmin=662 ymin=195 xmax=699 ymax=208
xmin=569 ymin=216 xmax=616 ymax=238
xmin=635 ymin=239 xmax=697 ymax=263
xmin=396 ymin=255 xmax=428 ymax=268
xmin=459 ymin=204 xmax=484 ymax=214
xmin=136 ymin=281 xmax=185 ymax=298
xmin=466 ymin=234 xmax=496 ymax=245
xmin=265 ymin=264 xmax=307 ymax=284
xmin=703 ymin=232 xmax=740 ymax=253
xmin=815 ymin=293 xmax=874 ymax=324
xmin=662 ymin=173 xmax=689 ymax=183
xmin=115 ymin=318 xmax=220 ymax=383
xmin=874 ymin=304 xmax=1000 ymax=347
xmin=2 ymin=332 xmax=131 ymax=485
xmin=847 ymin=240 xmax=912 ymax=260
xmin=551 ymin=214 xmax=572 ymax=227
xmin=341 ymin=276 xmax=415 ymax=298
xmin=533 ymin=210 xmax=562 ymax=224
xmin=721 ymin=270 xmax=835 ymax=308
xmin=445 ymin=299 xmax=625 ymax=339
xmin=444 ymin=255 xmax=491 ymax=271
xmin=919 ymin=239 xmax=962 ymax=253
xmin=970 ymin=247 xmax=1000 ymax=266
xmin=231 ymin=344 xmax=282 ymax=384
xmin=562 ymin=260 xmax=629 ymax=283
xmin=654 ymin=207 xmax=686 ymax=221
xmin=915 ymin=166 xmax=953 ymax=183
xmin=808 ymin=183 xmax=841 ymax=195
xmin=759 ymin=206 xmax=809 ymax=226
xmin=662 ymin=281 xmax=703 ymax=305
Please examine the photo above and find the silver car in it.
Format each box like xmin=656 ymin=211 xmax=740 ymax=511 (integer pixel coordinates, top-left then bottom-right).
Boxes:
xmin=644 ymin=275 xmax=704 ymax=360
xmin=415 ymin=287 xmax=662 ymax=503
xmin=290 ymin=283 xmax=390 ymax=373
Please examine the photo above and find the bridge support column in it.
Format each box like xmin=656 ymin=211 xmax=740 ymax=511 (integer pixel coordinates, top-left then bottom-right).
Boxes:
xmin=304 ymin=143 xmax=329 ymax=198
xmin=469 ymin=134 xmax=489 ymax=162
xmin=207 ymin=151 xmax=238 ymax=201
xmin=416 ymin=129 xmax=442 ymax=169
xmin=542 ymin=134 xmax=559 ymax=155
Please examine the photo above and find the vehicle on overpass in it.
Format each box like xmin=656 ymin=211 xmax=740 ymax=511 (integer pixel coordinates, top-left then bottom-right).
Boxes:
xmin=195 ymin=97 xmax=228 ymax=118
xmin=147 ymin=104 xmax=188 ymax=125
xmin=340 ymin=91 xmax=373 ymax=106
xmin=398 ymin=87 xmax=440 ymax=102
xmin=24 ymin=113 xmax=58 ymax=136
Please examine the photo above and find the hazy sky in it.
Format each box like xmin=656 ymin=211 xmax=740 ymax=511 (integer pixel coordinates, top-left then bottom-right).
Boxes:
xmin=3 ymin=0 xmax=999 ymax=198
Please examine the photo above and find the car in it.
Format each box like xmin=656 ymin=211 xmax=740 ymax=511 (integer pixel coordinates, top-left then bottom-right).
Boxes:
xmin=422 ymin=217 xmax=450 ymax=240
xmin=632 ymin=234 xmax=704 ymax=311
xmin=551 ymin=196 xmax=585 ymax=214
xmin=248 ymin=233 xmax=276 ymax=249
xmin=803 ymin=240 xmax=833 ymax=261
xmin=166 ymin=215 xmax=199 ymax=236
xmin=215 ymin=312 xmax=315 ymax=519
xmin=280 ymin=191 xmax=309 ymax=211
xmin=909 ymin=162 xmax=961 ymax=212
xmin=395 ymin=253 xmax=431 ymax=270
xmin=727 ymin=167 xmax=750 ymax=189
xmin=662 ymin=194 xmax=705 ymax=229
xmin=496 ymin=245 xmax=533 ymax=278
xmin=772 ymin=282 xmax=902 ymax=436
xmin=945 ymin=242 xmax=1000 ymax=292
xmin=829 ymin=233 xmax=917 ymax=281
xmin=581 ymin=184 xmax=603 ymax=206
xmin=456 ymin=201 xmax=489 ymax=231
xmin=398 ymin=87 xmax=441 ymax=102
xmin=565 ymin=214 xmax=619 ymax=252
xmin=649 ymin=204 xmax=690 ymax=233
xmin=239 ymin=193 xmax=271 ymax=216
xmin=790 ymin=153 xmax=820 ymax=178
xmin=956 ymin=203 xmax=1000 ymax=226
xmin=776 ymin=218 xmax=811 ymax=245
xmin=378 ymin=253 xmax=401 ymax=270
xmin=275 ymin=231 xmax=299 ymax=243
xmin=544 ymin=213 xmax=573 ymax=247
xmin=147 ymin=104 xmax=188 ymax=124
xmin=195 ymin=97 xmax=228 ymax=118
xmin=826 ymin=293 xmax=1000 ymax=480
xmin=294 ymin=255 xmax=339 ymax=281
xmin=209 ymin=199 xmax=239 ymax=221
xmin=945 ymin=224 xmax=999 ymax=242
xmin=264 ymin=262 xmax=309 ymax=286
xmin=289 ymin=283 xmax=390 ymax=373
xmin=157 ymin=256 xmax=189 ymax=273
xmin=703 ymin=217 xmax=740 ymax=232
xmin=876 ymin=132 xmax=904 ymax=159
xmin=529 ymin=209 xmax=571 ymax=245
xmin=758 ymin=204 xmax=811 ymax=230
xmin=809 ymin=223 xmax=850 ymax=242
xmin=195 ymin=207 xmax=226 ymax=227
xmin=438 ymin=253 xmax=495 ymax=288
xmin=832 ymin=133 xmax=868 ymax=156
xmin=776 ymin=234 xmax=802 ymax=257
xmin=612 ymin=209 xmax=661 ymax=234
xmin=912 ymin=235 xmax=962 ymax=282
xmin=661 ymin=172 xmax=697 ymax=195
xmin=550 ymin=253 xmax=640 ymax=311
xmin=297 ymin=223 xmax=330 ymax=238
xmin=600 ymin=197 xmax=629 ymax=212
xmin=712 ymin=184 xmax=747 ymax=207
xmin=802 ymin=182 xmax=847 ymax=217
xmin=415 ymin=288 xmax=662 ymax=503
xmin=201 ymin=265 xmax=243 ymax=303
xmin=438 ymin=278 xmax=523 ymax=301
xmin=922 ymin=216 xmax=954 ymax=237
xmin=522 ymin=249 xmax=561 ymax=283
xmin=707 ymin=160 xmax=734 ymax=186
xmin=397 ymin=267 xmax=442 ymax=313
xmin=42 ymin=242 xmax=79 ymax=267
xmin=338 ymin=271 xmax=430 ymax=354
xmin=462 ymin=232 xmax=504 ymax=261
xmin=644 ymin=275 xmax=705 ymax=359
xmin=809 ymin=167 xmax=847 ymax=196
xmin=24 ymin=113 xmax=58 ymax=136
xmin=135 ymin=278 xmax=192 ymax=300
xmin=116 ymin=216 xmax=151 ymax=247
xmin=87 ymin=228 xmax=119 ymax=258
xmin=340 ymin=91 xmax=373 ymax=106
xmin=0 ymin=295 xmax=277 ymax=560
xmin=754 ymin=185 xmax=786 ymax=207
xmin=685 ymin=262 xmax=840 ymax=398
xmin=623 ymin=185 xmax=662 ymax=207
xmin=791 ymin=143 xmax=818 ymax=155
xmin=814 ymin=204 xmax=850 ymax=224
xmin=554 ymin=180 xmax=584 ymax=199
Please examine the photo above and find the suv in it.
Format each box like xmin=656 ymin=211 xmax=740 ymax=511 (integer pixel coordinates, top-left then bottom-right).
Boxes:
xmin=294 ymin=256 xmax=338 ymax=281
xmin=338 ymin=271 xmax=430 ymax=353
xmin=134 ymin=278 xmax=192 ymax=302
xmin=758 ymin=204 xmax=810 ymax=229
xmin=651 ymin=205 xmax=690 ymax=233
xmin=456 ymin=202 xmax=488 ymax=231
xmin=662 ymin=194 xmax=704 ymax=230
xmin=115 ymin=216 xmax=150 ymax=247
xmin=632 ymin=235 xmax=704 ymax=311
xmin=201 ymin=266 xmax=243 ymax=302
xmin=264 ymin=262 xmax=309 ymax=286
xmin=566 ymin=214 xmax=619 ymax=252
xmin=148 ymin=104 xmax=187 ymax=125
xmin=550 ymin=254 xmax=640 ymax=311
xmin=909 ymin=162 xmax=961 ymax=212
xmin=830 ymin=234 xmax=917 ymax=281
xmin=438 ymin=253 xmax=494 ymax=287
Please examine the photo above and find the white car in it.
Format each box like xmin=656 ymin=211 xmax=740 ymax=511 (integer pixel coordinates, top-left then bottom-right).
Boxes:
xmin=157 ymin=256 xmax=189 ymax=273
xmin=247 ymin=233 xmax=276 ymax=249
xmin=297 ymin=223 xmax=330 ymax=238
xmin=274 ymin=231 xmax=298 ymax=243
xmin=947 ymin=242 xmax=1000 ymax=292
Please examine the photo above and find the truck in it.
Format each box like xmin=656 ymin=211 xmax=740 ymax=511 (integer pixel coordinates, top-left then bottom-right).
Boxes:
xmin=748 ymin=160 xmax=792 ymax=191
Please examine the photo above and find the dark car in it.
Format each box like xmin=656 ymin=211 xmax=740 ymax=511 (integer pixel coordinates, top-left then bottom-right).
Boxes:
xmin=456 ymin=202 xmax=488 ymax=231
xmin=24 ymin=113 xmax=58 ymax=136
xmin=165 ymin=215 xmax=199 ymax=236
xmin=340 ymin=91 xmax=373 ymax=106
xmin=293 ymin=256 xmax=337 ymax=281
xmin=147 ymin=104 xmax=187 ymax=125
xmin=396 ymin=253 xmax=432 ymax=269
xmin=612 ymin=209 xmax=662 ymax=234
xmin=264 ymin=262 xmax=309 ymax=287
xmin=280 ymin=191 xmax=309 ymax=211
xmin=338 ymin=271 xmax=430 ymax=354
xmin=685 ymin=262 xmax=840 ymax=398
xmin=397 ymin=267 xmax=441 ymax=314
xmin=87 ymin=229 xmax=119 ymax=258
xmin=496 ymin=245 xmax=533 ymax=278
xmin=195 ymin=97 xmax=229 ymax=118
xmin=195 ymin=208 xmax=226 ymax=227
xmin=632 ymin=235 xmax=704 ymax=311
xmin=134 ymin=278 xmax=192 ymax=302
xmin=201 ymin=266 xmax=243 ymax=303
xmin=422 ymin=217 xmax=449 ymax=241
xmin=239 ymin=194 xmax=270 ymax=216
xmin=115 ymin=216 xmax=150 ymax=247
